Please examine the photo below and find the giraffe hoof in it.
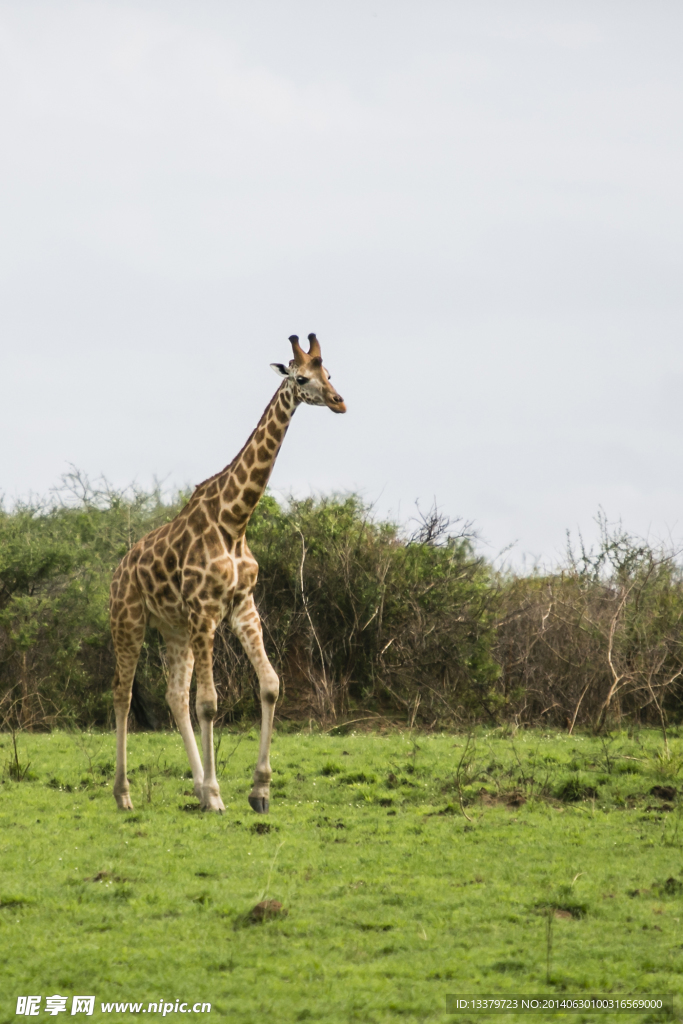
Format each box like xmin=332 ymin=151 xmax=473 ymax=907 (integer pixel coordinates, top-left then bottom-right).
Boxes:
xmin=201 ymin=794 xmax=225 ymax=813
xmin=249 ymin=796 xmax=269 ymax=814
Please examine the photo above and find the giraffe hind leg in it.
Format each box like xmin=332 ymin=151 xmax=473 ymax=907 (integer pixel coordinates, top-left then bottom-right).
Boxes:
xmin=111 ymin=584 xmax=147 ymax=811
xmin=190 ymin=624 xmax=225 ymax=813
xmin=160 ymin=627 xmax=205 ymax=802
xmin=112 ymin=639 xmax=144 ymax=810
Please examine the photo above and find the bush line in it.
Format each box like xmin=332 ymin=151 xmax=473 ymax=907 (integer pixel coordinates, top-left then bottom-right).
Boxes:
xmin=1 ymin=477 xmax=682 ymax=732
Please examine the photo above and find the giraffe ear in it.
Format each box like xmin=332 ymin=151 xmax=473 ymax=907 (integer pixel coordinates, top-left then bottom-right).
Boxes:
xmin=271 ymin=363 xmax=290 ymax=377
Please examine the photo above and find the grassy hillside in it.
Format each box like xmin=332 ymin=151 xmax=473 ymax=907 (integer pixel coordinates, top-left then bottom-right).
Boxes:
xmin=0 ymin=727 xmax=681 ymax=1023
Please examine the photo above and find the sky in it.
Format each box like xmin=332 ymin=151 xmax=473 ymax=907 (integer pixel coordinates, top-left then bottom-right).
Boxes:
xmin=2 ymin=0 xmax=683 ymax=567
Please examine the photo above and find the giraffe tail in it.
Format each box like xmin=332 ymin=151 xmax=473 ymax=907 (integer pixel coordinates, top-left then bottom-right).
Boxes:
xmin=130 ymin=676 xmax=160 ymax=731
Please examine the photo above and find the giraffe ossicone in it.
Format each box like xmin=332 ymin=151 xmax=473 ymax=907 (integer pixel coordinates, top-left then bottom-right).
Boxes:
xmin=110 ymin=334 xmax=345 ymax=812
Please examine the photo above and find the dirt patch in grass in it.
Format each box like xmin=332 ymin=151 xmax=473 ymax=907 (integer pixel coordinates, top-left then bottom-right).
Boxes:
xmin=476 ymin=789 xmax=527 ymax=808
xmin=653 ymin=876 xmax=683 ymax=897
xmin=650 ymin=785 xmax=677 ymax=801
xmin=535 ymin=899 xmax=588 ymax=919
xmin=247 ymin=899 xmax=287 ymax=923
xmin=251 ymin=821 xmax=279 ymax=834
xmin=0 ymin=895 xmax=31 ymax=909
xmin=555 ymin=778 xmax=599 ymax=802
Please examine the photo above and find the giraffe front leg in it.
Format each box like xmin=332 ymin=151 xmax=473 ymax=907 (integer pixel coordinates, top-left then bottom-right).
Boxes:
xmin=231 ymin=597 xmax=279 ymax=814
xmin=249 ymin=689 xmax=278 ymax=814
xmin=191 ymin=628 xmax=225 ymax=813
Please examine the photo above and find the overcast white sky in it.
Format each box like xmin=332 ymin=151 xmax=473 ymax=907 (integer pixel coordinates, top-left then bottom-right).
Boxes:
xmin=2 ymin=1 xmax=683 ymax=566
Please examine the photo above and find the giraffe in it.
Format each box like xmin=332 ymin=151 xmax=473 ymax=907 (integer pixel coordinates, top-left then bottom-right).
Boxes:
xmin=109 ymin=333 xmax=345 ymax=812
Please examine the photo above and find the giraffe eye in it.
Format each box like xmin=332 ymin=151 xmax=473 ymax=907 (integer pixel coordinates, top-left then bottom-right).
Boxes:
xmin=296 ymin=376 xmax=309 ymax=385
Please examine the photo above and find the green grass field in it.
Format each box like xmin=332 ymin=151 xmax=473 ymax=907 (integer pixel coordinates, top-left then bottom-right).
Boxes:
xmin=0 ymin=727 xmax=682 ymax=1023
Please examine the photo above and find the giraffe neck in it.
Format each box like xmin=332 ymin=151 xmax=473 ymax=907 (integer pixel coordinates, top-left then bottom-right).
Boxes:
xmin=194 ymin=380 xmax=299 ymax=538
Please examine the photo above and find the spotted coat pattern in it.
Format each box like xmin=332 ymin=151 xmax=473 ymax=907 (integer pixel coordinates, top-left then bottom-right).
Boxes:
xmin=110 ymin=335 xmax=345 ymax=812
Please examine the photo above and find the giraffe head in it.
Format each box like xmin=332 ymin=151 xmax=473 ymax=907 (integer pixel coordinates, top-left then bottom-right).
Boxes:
xmin=271 ymin=333 xmax=346 ymax=414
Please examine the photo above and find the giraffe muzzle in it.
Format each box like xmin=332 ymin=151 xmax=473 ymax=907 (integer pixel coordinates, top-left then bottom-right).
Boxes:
xmin=327 ymin=393 xmax=346 ymax=414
